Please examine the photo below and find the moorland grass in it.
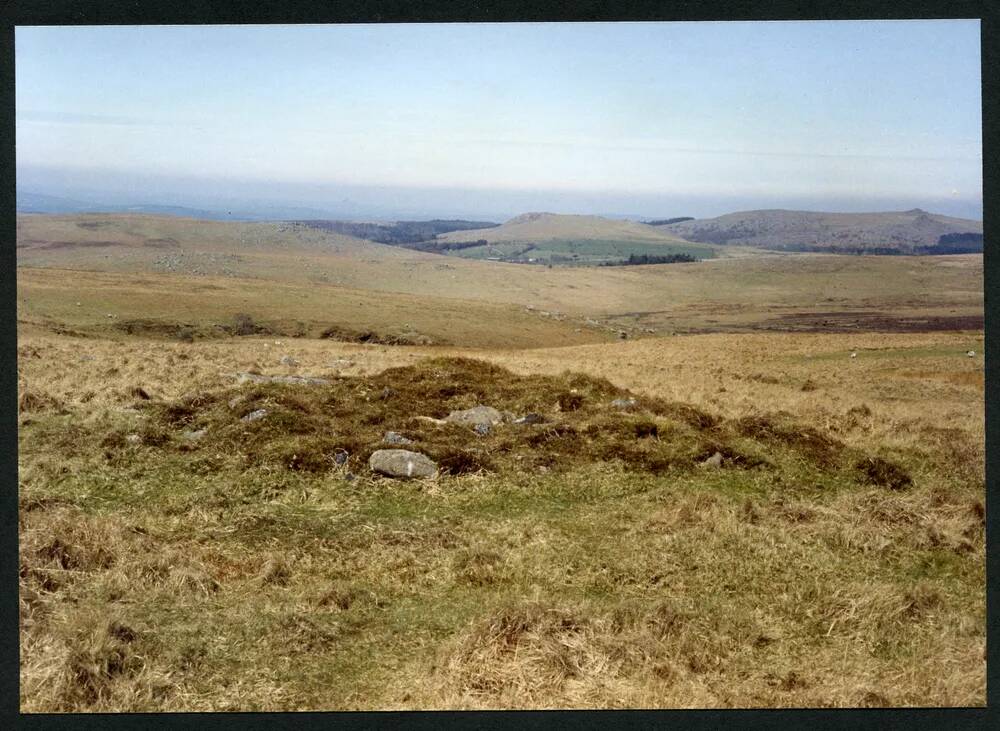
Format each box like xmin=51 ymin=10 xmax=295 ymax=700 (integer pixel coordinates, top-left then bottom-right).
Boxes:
xmin=18 ymin=355 xmax=984 ymax=710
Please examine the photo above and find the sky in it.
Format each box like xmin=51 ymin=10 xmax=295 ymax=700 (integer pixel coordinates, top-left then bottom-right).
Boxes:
xmin=15 ymin=21 xmax=983 ymax=220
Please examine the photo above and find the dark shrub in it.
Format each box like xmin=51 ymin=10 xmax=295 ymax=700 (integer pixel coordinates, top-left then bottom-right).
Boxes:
xmin=556 ymin=392 xmax=585 ymax=411
xmin=233 ymin=313 xmax=257 ymax=336
xmin=856 ymin=457 xmax=913 ymax=490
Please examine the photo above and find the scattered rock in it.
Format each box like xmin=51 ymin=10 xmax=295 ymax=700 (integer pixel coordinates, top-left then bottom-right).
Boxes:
xmin=699 ymin=451 xmax=724 ymax=469
xmin=334 ymin=449 xmax=349 ymax=465
xmin=241 ymin=409 xmax=268 ymax=422
xmin=125 ymin=433 xmax=141 ymax=444
xmin=611 ymin=398 xmax=637 ymax=410
xmin=129 ymin=386 xmax=151 ymax=400
xmin=329 ymin=358 xmax=356 ymax=368
xmin=473 ymin=423 xmax=491 ymax=436
xmin=446 ymin=405 xmax=504 ymax=428
xmin=228 ymin=396 xmax=242 ymax=410
xmin=182 ymin=429 xmax=207 ymax=441
xmin=368 ymin=449 xmax=437 ymax=479
xmin=380 ymin=387 xmax=395 ymax=400
xmin=78 ymin=355 xmax=95 ymax=362
xmin=383 ymin=431 xmax=414 ymax=445
xmin=415 ymin=415 xmax=448 ymax=426
xmin=514 ymin=413 xmax=548 ymax=425
xmin=235 ymin=372 xmax=330 ymax=386
xmin=279 ymin=355 xmax=299 ymax=367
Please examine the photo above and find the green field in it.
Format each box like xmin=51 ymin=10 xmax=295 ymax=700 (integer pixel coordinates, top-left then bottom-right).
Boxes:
xmin=448 ymin=238 xmax=717 ymax=264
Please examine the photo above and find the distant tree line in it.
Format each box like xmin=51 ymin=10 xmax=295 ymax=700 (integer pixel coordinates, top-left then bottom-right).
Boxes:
xmin=601 ymin=253 xmax=698 ymax=266
xmin=922 ymin=232 xmax=983 ymax=254
xmin=296 ymin=219 xmax=499 ymax=245
xmin=643 ymin=217 xmax=695 ymax=226
xmin=769 ymin=236 xmax=983 ymax=255
xmin=771 ymin=244 xmax=904 ymax=255
xmin=938 ymin=232 xmax=983 ymax=246
xmin=405 ymin=239 xmax=491 ymax=253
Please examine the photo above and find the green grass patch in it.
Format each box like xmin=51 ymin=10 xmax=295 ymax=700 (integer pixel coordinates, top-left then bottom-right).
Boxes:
xmin=449 ymin=238 xmax=716 ymax=265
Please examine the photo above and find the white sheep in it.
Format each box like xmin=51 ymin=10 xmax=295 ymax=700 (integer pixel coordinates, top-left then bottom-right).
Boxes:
xmin=967 ymin=350 xmax=976 ymax=357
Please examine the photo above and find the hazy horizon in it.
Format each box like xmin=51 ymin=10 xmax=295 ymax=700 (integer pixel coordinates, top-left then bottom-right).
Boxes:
xmin=16 ymin=21 xmax=983 ymax=222
xmin=15 ymin=163 xmax=985 ymax=222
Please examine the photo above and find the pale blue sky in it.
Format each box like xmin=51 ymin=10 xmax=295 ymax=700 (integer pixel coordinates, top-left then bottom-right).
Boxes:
xmin=15 ymin=21 xmax=983 ymax=219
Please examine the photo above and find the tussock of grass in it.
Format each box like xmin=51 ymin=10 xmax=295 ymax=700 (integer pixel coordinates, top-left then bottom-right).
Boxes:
xmin=733 ymin=414 xmax=844 ymax=469
xmin=855 ymin=457 xmax=913 ymax=491
xmin=320 ymin=324 xmax=441 ymax=346
xmin=18 ymin=390 xmax=65 ymax=414
xmin=427 ymin=596 xmax=765 ymax=708
xmin=37 ymin=616 xmax=160 ymax=710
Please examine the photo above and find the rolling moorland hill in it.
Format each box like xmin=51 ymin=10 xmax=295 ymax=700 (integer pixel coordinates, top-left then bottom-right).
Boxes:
xmin=658 ymin=209 xmax=984 ymax=254
xmin=15 ymin=213 xmax=524 ymax=285
xmin=16 ymin=212 xmax=984 ymax=346
xmin=15 ymin=190 xmax=353 ymax=222
xmin=15 ymin=213 xmax=386 ymax=263
xmin=430 ymin=212 xmax=720 ymax=264
xmin=438 ymin=212 xmax=695 ymax=245
xmin=14 ymin=213 xmax=620 ymax=348
xmin=14 ymin=213 xmax=702 ymax=308
xmin=16 ymin=191 xmax=228 ymax=220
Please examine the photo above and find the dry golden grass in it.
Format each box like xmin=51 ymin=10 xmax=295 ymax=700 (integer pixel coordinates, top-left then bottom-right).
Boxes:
xmin=17 ymin=214 xmax=983 ymax=333
xmin=16 ymin=267 xmax=610 ymax=349
xmin=17 ymin=328 xmax=984 ymax=466
xmin=18 ymin=326 xmax=984 ymax=711
xmin=16 ymin=215 xmax=985 ymax=710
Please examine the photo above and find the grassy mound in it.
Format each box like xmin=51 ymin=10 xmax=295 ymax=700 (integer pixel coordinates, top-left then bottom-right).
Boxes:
xmin=89 ymin=356 xmax=907 ymax=487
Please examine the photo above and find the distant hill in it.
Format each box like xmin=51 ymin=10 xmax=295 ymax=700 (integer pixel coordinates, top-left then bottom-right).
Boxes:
xmin=14 ymin=213 xmax=404 ymax=281
xmin=16 ymin=212 xmax=983 ymax=344
xmin=657 ymin=208 xmax=983 ymax=254
xmin=438 ymin=212 xmax=693 ymax=245
xmin=16 ymin=190 xmax=356 ymax=222
xmin=17 ymin=191 xmax=237 ymax=220
xmin=430 ymin=212 xmax=717 ymax=265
